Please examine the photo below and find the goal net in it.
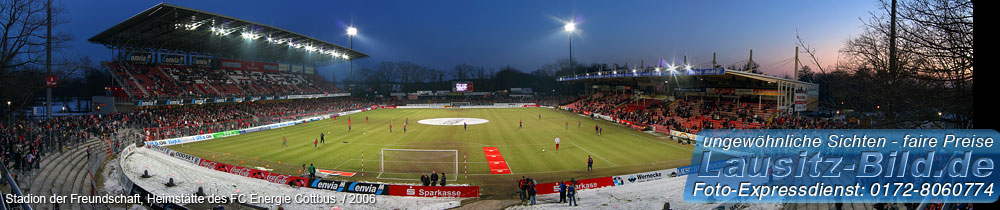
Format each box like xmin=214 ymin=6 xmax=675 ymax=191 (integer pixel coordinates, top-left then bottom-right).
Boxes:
xmin=379 ymin=149 xmax=459 ymax=181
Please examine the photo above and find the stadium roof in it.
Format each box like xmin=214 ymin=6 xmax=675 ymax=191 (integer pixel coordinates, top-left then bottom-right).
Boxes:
xmin=558 ymin=68 xmax=816 ymax=86
xmin=88 ymin=3 xmax=368 ymax=65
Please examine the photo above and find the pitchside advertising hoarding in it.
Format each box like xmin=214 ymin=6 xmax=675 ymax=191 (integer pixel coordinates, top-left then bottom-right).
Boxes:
xmin=685 ymin=129 xmax=1000 ymax=203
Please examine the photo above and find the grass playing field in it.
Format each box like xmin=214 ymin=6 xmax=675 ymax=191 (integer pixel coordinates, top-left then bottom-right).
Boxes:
xmin=168 ymin=107 xmax=693 ymax=197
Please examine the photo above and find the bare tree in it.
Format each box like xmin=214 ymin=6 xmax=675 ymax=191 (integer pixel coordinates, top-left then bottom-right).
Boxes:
xmin=451 ymin=64 xmax=475 ymax=81
xmin=839 ymin=0 xmax=973 ymax=128
xmin=1 ymin=0 xmax=73 ymax=117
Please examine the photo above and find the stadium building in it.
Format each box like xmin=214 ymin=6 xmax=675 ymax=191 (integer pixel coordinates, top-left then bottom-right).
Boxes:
xmin=88 ymin=3 xmax=366 ymax=110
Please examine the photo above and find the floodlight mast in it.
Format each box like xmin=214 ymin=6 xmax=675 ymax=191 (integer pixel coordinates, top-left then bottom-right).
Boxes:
xmin=347 ymin=26 xmax=357 ymax=85
xmin=564 ymin=22 xmax=576 ymax=75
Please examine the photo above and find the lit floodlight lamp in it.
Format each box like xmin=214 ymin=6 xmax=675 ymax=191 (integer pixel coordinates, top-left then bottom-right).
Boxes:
xmin=347 ymin=27 xmax=358 ymax=36
xmin=564 ymin=22 xmax=576 ymax=32
xmin=684 ymin=64 xmax=693 ymax=71
xmin=342 ymin=54 xmax=350 ymax=59
xmin=241 ymin=31 xmax=259 ymax=40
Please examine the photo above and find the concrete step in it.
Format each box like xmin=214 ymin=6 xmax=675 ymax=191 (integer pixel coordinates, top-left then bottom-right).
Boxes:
xmin=37 ymin=142 xmax=97 ymax=210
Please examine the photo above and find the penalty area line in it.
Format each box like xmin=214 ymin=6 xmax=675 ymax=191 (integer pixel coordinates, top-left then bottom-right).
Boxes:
xmin=568 ymin=141 xmax=617 ymax=166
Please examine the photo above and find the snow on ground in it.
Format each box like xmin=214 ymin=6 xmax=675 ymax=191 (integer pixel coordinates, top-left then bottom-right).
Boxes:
xmin=101 ymin=157 xmax=149 ymax=210
xmin=506 ymin=176 xmax=782 ymax=210
xmin=121 ymin=147 xmax=465 ymax=210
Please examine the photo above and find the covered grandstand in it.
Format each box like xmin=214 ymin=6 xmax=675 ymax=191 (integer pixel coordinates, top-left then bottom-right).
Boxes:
xmin=88 ymin=3 xmax=366 ymax=106
xmin=559 ymin=67 xmax=829 ymax=136
xmin=558 ymin=67 xmax=818 ymax=113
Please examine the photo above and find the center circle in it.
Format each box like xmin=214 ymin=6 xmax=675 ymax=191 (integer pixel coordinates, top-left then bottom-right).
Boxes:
xmin=417 ymin=118 xmax=489 ymax=126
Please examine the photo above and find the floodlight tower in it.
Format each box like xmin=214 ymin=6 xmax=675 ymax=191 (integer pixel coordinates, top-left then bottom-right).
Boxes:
xmin=347 ymin=27 xmax=358 ymax=83
xmin=564 ymin=22 xmax=576 ymax=75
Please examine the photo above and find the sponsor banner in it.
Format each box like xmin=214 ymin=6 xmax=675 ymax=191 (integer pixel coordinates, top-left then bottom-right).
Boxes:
xmin=670 ymin=130 xmax=699 ymax=141
xmin=215 ymin=98 xmax=227 ymax=103
xmin=147 ymin=134 xmax=213 ymax=146
xmin=124 ymin=52 xmax=153 ymax=63
xmin=192 ymin=57 xmax=213 ymax=66
xmin=594 ymin=113 xmax=614 ymax=122
xmin=674 ymin=87 xmax=705 ymax=92
xmin=612 ymin=169 xmax=678 ymax=186
xmin=309 ymin=180 xmax=388 ymax=195
xmin=261 ymin=62 xmax=279 ymax=72
xmin=166 ymin=99 xmax=183 ymax=105
xmin=676 ymin=160 xmax=728 ymax=176
xmin=220 ymin=59 xmax=245 ymax=70
xmin=137 ymin=100 xmax=157 ymax=107
xmin=387 ymin=185 xmax=479 ymax=198
xmin=278 ymin=63 xmax=289 ymax=72
xmin=380 ymin=106 xmax=397 ymax=109
xmin=535 ymin=177 xmax=614 ymax=194
xmin=735 ymin=88 xmax=754 ymax=95
xmin=212 ymin=130 xmax=240 ymax=138
xmin=706 ymin=88 xmax=735 ymax=95
xmin=160 ymin=54 xmax=184 ymax=64
xmin=147 ymin=145 xmax=202 ymax=165
xmin=753 ymin=89 xmax=778 ymax=96
xmin=522 ymin=105 xmax=541 ymax=108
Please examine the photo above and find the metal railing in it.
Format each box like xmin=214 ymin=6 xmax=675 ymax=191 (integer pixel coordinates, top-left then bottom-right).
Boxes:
xmin=1 ymin=162 xmax=33 ymax=210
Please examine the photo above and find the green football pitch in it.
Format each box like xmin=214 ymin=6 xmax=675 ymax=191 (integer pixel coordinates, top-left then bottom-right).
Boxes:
xmin=168 ymin=107 xmax=693 ymax=197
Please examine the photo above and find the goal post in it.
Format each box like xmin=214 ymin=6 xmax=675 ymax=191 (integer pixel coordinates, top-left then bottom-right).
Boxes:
xmin=379 ymin=149 xmax=459 ymax=181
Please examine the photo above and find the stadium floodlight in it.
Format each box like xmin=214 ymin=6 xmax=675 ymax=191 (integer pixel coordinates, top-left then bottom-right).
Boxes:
xmin=684 ymin=64 xmax=693 ymax=71
xmin=666 ymin=63 xmax=678 ymax=72
xmin=241 ymin=31 xmax=261 ymax=40
xmin=347 ymin=27 xmax=358 ymax=36
xmin=564 ymin=22 xmax=576 ymax=32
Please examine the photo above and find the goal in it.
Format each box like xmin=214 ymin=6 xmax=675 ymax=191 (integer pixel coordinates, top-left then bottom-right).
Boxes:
xmin=379 ymin=149 xmax=459 ymax=181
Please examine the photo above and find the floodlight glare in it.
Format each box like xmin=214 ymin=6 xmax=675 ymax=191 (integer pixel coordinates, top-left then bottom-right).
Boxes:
xmin=564 ymin=22 xmax=576 ymax=32
xmin=347 ymin=27 xmax=358 ymax=36
xmin=684 ymin=64 xmax=693 ymax=71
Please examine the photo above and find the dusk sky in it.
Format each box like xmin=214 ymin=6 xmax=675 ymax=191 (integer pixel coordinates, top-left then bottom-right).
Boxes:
xmin=59 ymin=0 xmax=877 ymax=80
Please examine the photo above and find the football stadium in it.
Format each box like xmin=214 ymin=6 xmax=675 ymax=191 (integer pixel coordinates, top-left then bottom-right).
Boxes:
xmin=0 ymin=1 xmax=982 ymax=210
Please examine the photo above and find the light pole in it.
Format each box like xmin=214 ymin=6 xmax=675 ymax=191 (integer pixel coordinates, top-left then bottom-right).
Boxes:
xmin=564 ymin=22 xmax=576 ymax=75
xmin=347 ymin=27 xmax=357 ymax=84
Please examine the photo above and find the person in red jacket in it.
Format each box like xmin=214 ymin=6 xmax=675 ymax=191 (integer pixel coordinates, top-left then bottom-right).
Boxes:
xmin=587 ymin=155 xmax=594 ymax=172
